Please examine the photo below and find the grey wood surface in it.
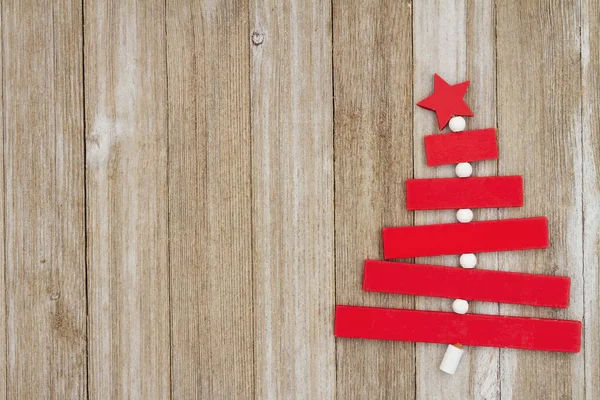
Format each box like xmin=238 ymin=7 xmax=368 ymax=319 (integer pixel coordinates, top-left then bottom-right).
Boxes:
xmin=0 ymin=0 xmax=597 ymax=399
xmin=166 ymin=1 xmax=254 ymax=399
xmin=251 ymin=0 xmax=336 ymax=398
xmin=333 ymin=1 xmax=414 ymax=399
xmin=3 ymin=0 xmax=87 ymax=398
xmin=84 ymin=1 xmax=170 ymax=398
xmin=496 ymin=2 xmax=584 ymax=398
xmin=582 ymin=2 xmax=600 ymax=400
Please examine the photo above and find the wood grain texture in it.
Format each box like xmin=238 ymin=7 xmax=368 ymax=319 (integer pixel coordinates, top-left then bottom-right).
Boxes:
xmin=333 ymin=1 xmax=414 ymax=399
xmin=84 ymin=1 xmax=170 ymax=398
xmin=581 ymin=0 xmax=600 ymax=398
xmin=0 ymin=4 xmax=6 ymax=399
xmin=0 ymin=2 xmax=596 ymax=398
xmin=496 ymin=1 xmax=584 ymax=399
xmin=2 ymin=0 xmax=87 ymax=398
xmin=166 ymin=1 xmax=253 ymax=398
xmin=250 ymin=0 xmax=336 ymax=398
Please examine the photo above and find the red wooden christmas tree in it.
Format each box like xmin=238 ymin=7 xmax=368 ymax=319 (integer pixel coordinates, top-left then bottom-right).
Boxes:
xmin=334 ymin=74 xmax=582 ymax=375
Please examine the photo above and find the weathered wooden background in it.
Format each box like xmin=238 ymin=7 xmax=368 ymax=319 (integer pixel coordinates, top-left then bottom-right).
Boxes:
xmin=0 ymin=0 xmax=597 ymax=399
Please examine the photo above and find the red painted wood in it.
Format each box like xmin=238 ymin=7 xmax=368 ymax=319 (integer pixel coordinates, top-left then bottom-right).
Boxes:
xmin=424 ymin=128 xmax=498 ymax=166
xmin=334 ymin=305 xmax=582 ymax=352
xmin=406 ymin=176 xmax=523 ymax=210
xmin=363 ymin=260 xmax=571 ymax=308
xmin=416 ymin=74 xmax=474 ymax=129
xmin=382 ymin=217 xmax=549 ymax=258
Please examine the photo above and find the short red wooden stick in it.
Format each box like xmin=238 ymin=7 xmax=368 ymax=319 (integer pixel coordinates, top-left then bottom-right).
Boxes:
xmin=406 ymin=176 xmax=523 ymax=210
xmin=334 ymin=305 xmax=581 ymax=352
xmin=363 ymin=260 xmax=571 ymax=308
xmin=424 ymin=128 xmax=498 ymax=166
xmin=382 ymin=217 xmax=549 ymax=258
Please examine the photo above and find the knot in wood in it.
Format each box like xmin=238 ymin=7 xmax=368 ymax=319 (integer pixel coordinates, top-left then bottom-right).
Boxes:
xmin=252 ymin=31 xmax=264 ymax=46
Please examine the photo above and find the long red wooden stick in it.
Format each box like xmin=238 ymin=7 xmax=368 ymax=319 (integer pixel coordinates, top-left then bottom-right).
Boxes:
xmin=424 ymin=128 xmax=498 ymax=166
xmin=363 ymin=260 xmax=570 ymax=308
xmin=406 ymin=176 xmax=523 ymax=210
xmin=382 ymin=217 xmax=548 ymax=258
xmin=335 ymin=305 xmax=581 ymax=352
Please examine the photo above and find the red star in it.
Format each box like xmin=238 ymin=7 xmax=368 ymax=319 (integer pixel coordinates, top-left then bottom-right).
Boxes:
xmin=417 ymin=74 xmax=474 ymax=130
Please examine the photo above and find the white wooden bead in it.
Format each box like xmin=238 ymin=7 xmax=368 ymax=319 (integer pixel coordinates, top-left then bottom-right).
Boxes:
xmin=455 ymin=162 xmax=472 ymax=178
xmin=440 ymin=344 xmax=465 ymax=375
xmin=460 ymin=253 xmax=477 ymax=268
xmin=452 ymin=299 xmax=469 ymax=314
xmin=448 ymin=116 xmax=466 ymax=132
xmin=456 ymin=209 xmax=473 ymax=223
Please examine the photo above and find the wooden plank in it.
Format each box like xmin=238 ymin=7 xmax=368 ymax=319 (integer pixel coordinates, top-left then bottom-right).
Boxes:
xmin=406 ymin=176 xmax=523 ymax=210
xmin=414 ymin=1 xmax=501 ymax=397
xmin=84 ymin=1 xmax=170 ymax=398
xmin=424 ymin=128 xmax=498 ymax=166
xmin=0 ymin=5 xmax=6 ymax=399
xmin=413 ymin=2 xmax=469 ymax=396
xmin=581 ymin=0 xmax=600 ymax=398
xmin=383 ymin=217 xmax=548 ymax=258
xmin=363 ymin=260 xmax=571 ymax=308
xmin=496 ymin=1 xmax=584 ymax=398
xmin=333 ymin=0 xmax=415 ymax=398
xmin=335 ymin=306 xmax=582 ymax=352
xmin=2 ymin=0 xmax=87 ymax=398
xmin=166 ymin=1 xmax=253 ymax=398
xmin=250 ymin=1 xmax=335 ymax=398
xmin=464 ymin=2 xmax=501 ymax=397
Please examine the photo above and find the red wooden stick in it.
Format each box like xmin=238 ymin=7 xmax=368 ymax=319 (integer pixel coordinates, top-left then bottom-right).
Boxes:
xmin=363 ymin=260 xmax=571 ymax=308
xmin=406 ymin=176 xmax=523 ymax=210
xmin=382 ymin=217 xmax=548 ymax=258
xmin=424 ymin=128 xmax=498 ymax=166
xmin=335 ymin=305 xmax=581 ymax=352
